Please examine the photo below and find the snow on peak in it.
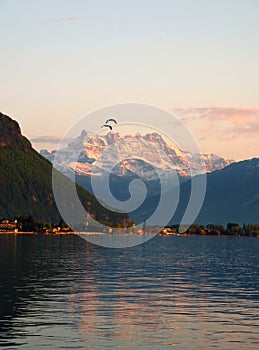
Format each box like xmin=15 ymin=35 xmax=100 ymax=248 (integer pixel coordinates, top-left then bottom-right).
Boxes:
xmin=41 ymin=131 xmax=233 ymax=179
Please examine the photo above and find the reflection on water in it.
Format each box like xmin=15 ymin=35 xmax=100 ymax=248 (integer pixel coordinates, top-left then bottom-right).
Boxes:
xmin=0 ymin=235 xmax=258 ymax=349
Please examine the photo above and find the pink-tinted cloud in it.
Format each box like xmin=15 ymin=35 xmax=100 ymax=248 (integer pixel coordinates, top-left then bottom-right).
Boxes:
xmin=170 ymin=106 xmax=259 ymax=160
xmin=174 ymin=106 xmax=259 ymax=119
xmin=173 ymin=106 xmax=259 ymax=140
xmin=47 ymin=17 xmax=83 ymax=23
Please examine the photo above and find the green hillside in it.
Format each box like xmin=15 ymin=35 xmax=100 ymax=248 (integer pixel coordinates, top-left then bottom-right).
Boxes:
xmin=0 ymin=112 xmax=128 ymax=225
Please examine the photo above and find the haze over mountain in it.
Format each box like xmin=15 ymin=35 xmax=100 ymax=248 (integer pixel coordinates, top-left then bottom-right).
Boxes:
xmin=0 ymin=112 xmax=128 ymax=225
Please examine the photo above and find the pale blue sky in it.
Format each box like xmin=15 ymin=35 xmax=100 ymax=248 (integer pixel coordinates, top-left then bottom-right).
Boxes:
xmin=0 ymin=0 xmax=259 ymax=159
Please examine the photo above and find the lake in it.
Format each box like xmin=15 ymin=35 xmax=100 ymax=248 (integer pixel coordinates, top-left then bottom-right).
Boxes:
xmin=0 ymin=234 xmax=258 ymax=349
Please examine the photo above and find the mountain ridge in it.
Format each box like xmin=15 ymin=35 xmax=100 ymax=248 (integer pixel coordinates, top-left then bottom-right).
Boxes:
xmin=168 ymin=158 xmax=259 ymax=226
xmin=41 ymin=130 xmax=233 ymax=179
xmin=40 ymin=129 xmax=234 ymax=210
xmin=124 ymin=157 xmax=259 ymax=226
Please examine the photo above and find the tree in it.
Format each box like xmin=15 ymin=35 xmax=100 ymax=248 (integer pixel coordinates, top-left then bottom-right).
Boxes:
xmin=227 ymin=223 xmax=240 ymax=234
xmin=142 ymin=220 xmax=147 ymax=233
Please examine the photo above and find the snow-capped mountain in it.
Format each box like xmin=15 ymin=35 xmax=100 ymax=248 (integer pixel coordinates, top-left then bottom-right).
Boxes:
xmin=39 ymin=130 xmax=259 ymax=226
xmin=41 ymin=130 xmax=233 ymax=181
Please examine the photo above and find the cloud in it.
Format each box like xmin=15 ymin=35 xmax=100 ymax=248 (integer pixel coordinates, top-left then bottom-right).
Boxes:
xmin=47 ymin=17 xmax=83 ymax=23
xmin=30 ymin=135 xmax=62 ymax=143
xmin=173 ymin=106 xmax=259 ymax=118
xmin=173 ymin=106 xmax=259 ymax=140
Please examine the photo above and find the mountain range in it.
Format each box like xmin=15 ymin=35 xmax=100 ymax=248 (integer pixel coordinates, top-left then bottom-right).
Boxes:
xmin=0 ymin=111 xmax=258 ymax=226
xmin=41 ymin=130 xmax=259 ymax=226
xmin=41 ymin=130 xmax=232 ymax=179
xmin=41 ymin=130 xmax=233 ymax=203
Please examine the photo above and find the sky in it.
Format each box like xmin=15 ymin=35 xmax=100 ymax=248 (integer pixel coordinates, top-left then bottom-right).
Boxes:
xmin=0 ymin=0 xmax=259 ymax=160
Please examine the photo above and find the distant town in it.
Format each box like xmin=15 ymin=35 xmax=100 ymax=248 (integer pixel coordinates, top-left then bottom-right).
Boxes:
xmin=0 ymin=217 xmax=71 ymax=234
xmin=0 ymin=216 xmax=258 ymax=236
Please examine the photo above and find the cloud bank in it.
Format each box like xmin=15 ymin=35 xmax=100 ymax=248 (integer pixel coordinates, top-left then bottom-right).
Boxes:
xmin=173 ymin=106 xmax=259 ymax=139
xmin=171 ymin=106 xmax=259 ymax=160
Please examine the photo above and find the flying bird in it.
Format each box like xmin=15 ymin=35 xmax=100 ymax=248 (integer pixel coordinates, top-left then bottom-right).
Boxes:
xmin=105 ymin=118 xmax=117 ymax=124
xmin=102 ymin=124 xmax=113 ymax=130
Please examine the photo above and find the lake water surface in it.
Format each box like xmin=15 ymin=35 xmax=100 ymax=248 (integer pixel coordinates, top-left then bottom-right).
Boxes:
xmin=0 ymin=235 xmax=258 ymax=349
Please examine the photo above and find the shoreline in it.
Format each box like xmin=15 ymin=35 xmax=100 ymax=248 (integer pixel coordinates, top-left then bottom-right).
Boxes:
xmin=0 ymin=231 xmax=258 ymax=237
xmin=0 ymin=231 xmax=75 ymax=235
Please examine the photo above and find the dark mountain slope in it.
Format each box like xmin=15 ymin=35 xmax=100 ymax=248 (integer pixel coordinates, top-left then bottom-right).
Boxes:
xmin=168 ymin=158 xmax=259 ymax=226
xmin=194 ymin=158 xmax=259 ymax=225
xmin=0 ymin=112 xmax=128 ymax=225
xmin=131 ymin=158 xmax=259 ymax=226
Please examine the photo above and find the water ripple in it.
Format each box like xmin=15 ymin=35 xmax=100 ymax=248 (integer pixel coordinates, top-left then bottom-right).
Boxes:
xmin=0 ymin=235 xmax=258 ymax=349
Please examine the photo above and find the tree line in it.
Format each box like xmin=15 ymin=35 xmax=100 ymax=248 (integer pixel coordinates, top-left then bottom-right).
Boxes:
xmin=165 ymin=223 xmax=259 ymax=236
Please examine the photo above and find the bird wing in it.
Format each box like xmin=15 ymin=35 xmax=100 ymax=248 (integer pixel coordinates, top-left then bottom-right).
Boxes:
xmin=102 ymin=124 xmax=112 ymax=130
xmin=106 ymin=118 xmax=117 ymax=124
